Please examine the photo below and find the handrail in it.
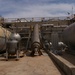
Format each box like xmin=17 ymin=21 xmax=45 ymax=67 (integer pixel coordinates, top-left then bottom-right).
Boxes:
xmin=3 ymin=16 xmax=70 ymax=23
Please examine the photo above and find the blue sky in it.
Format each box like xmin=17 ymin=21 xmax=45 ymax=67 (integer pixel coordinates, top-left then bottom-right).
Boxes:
xmin=0 ymin=0 xmax=75 ymax=18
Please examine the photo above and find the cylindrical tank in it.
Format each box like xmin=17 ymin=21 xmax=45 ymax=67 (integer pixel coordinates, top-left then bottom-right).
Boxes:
xmin=63 ymin=22 xmax=75 ymax=50
xmin=9 ymin=33 xmax=21 ymax=41
xmin=30 ymin=24 xmax=43 ymax=56
xmin=30 ymin=24 xmax=42 ymax=56
xmin=32 ymin=24 xmax=41 ymax=49
xmin=32 ymin=24 xmax=40 ymax=43
xmin=7 ymin=40 xmax=18 ymax=54
xmin=0 ymin=26 xmax=11 ymax=53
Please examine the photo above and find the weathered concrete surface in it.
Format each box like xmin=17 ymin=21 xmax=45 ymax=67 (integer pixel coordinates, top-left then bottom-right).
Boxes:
xmin=50 ymin=52 xmax=75 ymax=75
xmin=0 ymin=53 xmax=62 ymax=75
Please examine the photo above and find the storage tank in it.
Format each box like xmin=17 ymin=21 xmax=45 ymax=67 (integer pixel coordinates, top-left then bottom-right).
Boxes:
xmin=6 ymin=32 xmax=21 ymax=60
xmin=63 ymin=22 xmax=75 ymax=51
xmin=31 ymin=24 xmax=42 ymax=56
xmin=7 ymin=40 xmax=18 ymax=54
xmin=9 ymin=33 xmax=21 ymax=41
xmin=0 ymin=26 xmax=11 ymax=53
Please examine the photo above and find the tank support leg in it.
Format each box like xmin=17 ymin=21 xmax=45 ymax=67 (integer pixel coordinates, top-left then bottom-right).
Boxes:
xmin=16 ymin=50 xmax=19 ymax=60
xmin=6 ymin=50 xmax=8 ymax=61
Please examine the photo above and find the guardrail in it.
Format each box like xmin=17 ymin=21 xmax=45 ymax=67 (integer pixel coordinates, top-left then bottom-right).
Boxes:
xmin=3 ymin=16 xmax=70 ymax=23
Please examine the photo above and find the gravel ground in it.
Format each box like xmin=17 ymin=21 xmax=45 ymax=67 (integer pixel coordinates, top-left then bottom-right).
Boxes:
xmin=0 ymin=53 xmax=63 ymax=75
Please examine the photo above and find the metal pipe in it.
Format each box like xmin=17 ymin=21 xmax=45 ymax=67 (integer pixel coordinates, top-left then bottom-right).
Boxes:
xmin=32 ymin=24 xmax=40 ymax=49
xmin=31 ymin=24 xmax=42 ymax=56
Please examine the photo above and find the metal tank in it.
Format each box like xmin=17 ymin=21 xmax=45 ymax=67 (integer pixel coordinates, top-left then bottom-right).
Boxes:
xmin=0 ymin=26 xmax=11 ymax=53
xmin=58 ymin=42 xmax=65 ymax=50
xmin=32 ymin=24 xmax=40 ymax=48
xmin=31 ymin=24 xmax=42 ymax=56
xmin=7 ymin=40 xmax=18 ymax=54
xmin=63 ymin=22 xmax=75 ymax=53
xmin=6 ymin=33 xmax=21 ymax=60
xmin=6 ymin=39 xmax=19 ymax=60
xmin=9 ymin=33 xmax=21 ymax=41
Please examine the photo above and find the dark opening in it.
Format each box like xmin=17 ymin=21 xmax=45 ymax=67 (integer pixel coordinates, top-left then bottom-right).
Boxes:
xmin=5 ymin=24 xmax=11 ymax=28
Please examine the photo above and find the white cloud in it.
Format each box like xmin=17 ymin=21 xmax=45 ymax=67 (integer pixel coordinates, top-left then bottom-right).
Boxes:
xmin=0 ymin=1 xmax=75 ymax=18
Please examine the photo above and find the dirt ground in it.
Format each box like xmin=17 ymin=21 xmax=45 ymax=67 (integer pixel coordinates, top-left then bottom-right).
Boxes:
xmin=0 ymin=53 xmax=64 ymax=75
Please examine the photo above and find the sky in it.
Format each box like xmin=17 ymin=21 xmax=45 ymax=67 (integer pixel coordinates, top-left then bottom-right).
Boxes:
xmin=0 ymin=0 xmax=75 ymax=18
